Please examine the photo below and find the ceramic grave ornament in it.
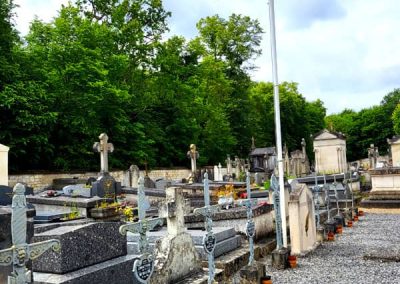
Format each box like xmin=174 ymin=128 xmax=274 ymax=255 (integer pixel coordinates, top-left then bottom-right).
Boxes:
xmin=119 ymin=177 xmax=163 ymax=283
xmin=193 ymin=173 xmax=220 ymax=284
xmin=0 ymin=183 xmax=60 ymax=284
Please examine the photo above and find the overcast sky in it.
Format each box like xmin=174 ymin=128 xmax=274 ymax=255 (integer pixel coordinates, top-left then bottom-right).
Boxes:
xmin=14 ymin=0 xmax=400 ymax=114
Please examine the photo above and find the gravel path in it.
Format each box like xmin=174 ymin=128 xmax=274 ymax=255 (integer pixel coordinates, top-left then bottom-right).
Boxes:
xmin=267 ymin=213 xmax=400 ymax=284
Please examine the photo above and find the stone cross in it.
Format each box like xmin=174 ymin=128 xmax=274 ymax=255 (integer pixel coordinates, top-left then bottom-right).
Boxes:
xmin=270 ymin=175 xmax=283 ymax=249
xmin=187 ymin=144 xmax=199 ymax=174
xmin=349 ymin=170 xmax=354 ymax=210
xmin=193 ymin=173 xmax=220 ymax=284
xmin=159 ymin=187 xmax=190 ymax=236
xmin=313 ymin=174 xmax=321 ymax=228
xmin=234 ymin=156 xmax=240 ymax=179
xmin=226 ymin=155 xmax=232 ymax=175
xmin=0 ymin=183 xmax=60 ymax=284
xmin=240 ymin=172 xmax=255 ymax=265
xmin=218 ymin=163 xmax=222 ymax=181
xmin=93 ymin=133 xmax=114 ymax=173
xmin=119 ymin=177 xmax=163 ymax=283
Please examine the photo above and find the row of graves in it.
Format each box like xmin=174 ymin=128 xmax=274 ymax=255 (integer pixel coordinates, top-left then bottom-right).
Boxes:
xmin=0 ymin=134 xmax=276 ymax=283
xmin=0 ymin=131 xmax=369 ymax=283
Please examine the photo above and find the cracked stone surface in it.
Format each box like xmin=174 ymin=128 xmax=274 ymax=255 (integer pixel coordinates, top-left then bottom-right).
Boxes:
xmin=266 ymin=213 xmax=400 ymax=284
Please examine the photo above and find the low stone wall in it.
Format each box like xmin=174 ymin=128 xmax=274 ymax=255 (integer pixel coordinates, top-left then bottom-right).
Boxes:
xmin=8 ymin=168 xmax=192 ymax=191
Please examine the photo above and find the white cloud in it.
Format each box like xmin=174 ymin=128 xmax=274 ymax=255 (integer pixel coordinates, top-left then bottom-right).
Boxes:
xmin=13 ymin=0 xmax=400 ymax=114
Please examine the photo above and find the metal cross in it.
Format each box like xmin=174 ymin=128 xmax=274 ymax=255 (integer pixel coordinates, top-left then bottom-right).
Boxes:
xmin=0 ymin=184 xmax=60 ymax=284
xmin=323 ymin=175 xmax=332 ymax=222
xmin=333 ymin=175 xmax=340 ymax=214
xmin=240 ymin=172 xmax=255 ymax=265
xmin=193 ymin=173 xmax=220 ymax=284
xmin=313 ymin=174 xmax=321 ymax=228
xmin=270 ymin=175 xmax=283 ymax=249
xmin=119 ymin=177 xmax=163 ymax=283
xmin=93 ymin=133 xmax=114 ymax=173
xmin=349 ymin=170 xmax=354 ymax=210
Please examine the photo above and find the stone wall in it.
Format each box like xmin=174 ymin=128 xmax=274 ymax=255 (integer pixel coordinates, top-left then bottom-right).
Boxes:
xmin=9 ymin=168 xmax=192 ymax=191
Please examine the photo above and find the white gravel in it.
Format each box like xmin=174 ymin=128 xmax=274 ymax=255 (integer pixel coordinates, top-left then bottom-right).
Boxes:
xmin=267 ymin=213 xmax=400 ymax=284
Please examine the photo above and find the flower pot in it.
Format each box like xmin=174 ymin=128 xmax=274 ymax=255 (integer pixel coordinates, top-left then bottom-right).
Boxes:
xmin=347 ymin=220 xmax=353 ymax=228
xmin=260 ymin=276 xmax=272 ymax=284
xmin=354 ymin=215 xmax=359 ymax=221
xmin=327 ymin=231 xmax=335 ymax=241
xmin=336 ymin=227 xmax=343 ymax=234
xmin=358 ymin=210 xmax=364 ymax=216
xmin=288 ymin=255 xmax=297 ymax=268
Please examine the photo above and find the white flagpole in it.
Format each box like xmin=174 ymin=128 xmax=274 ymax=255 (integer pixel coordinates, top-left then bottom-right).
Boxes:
xmin=268 ymin=0 xmax=288 ymax=248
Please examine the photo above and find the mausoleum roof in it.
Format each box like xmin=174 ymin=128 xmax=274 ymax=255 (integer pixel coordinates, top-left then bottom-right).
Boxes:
xmin=312 ymin=129 xmax=346 ymax=140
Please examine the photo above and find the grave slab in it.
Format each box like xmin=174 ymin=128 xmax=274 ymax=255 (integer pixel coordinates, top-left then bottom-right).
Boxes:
xmin=32 ymin=222 xmax=126 ymax=274
xmin=33 ymin=255 xmax=136 ymax=284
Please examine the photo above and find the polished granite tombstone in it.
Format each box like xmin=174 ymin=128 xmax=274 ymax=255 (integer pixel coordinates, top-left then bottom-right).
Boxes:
xmin=32 ymin=221 xmax=135 ymax=284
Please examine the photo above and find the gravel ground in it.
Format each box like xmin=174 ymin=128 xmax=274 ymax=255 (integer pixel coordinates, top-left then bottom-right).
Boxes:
xmin=266 ymin=213 xmax=400 ymax=284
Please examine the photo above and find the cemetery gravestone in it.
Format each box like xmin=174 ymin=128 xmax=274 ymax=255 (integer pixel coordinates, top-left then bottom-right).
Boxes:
xmin=187 ymin=144 xmax=199 ymax=183
xmin=288 ymin=183 xmax=318 ymax=255
xmin=150 ymin=186 xmax=201 ymax=284
xmin=92 ymin=133 xmax=120 ymax=198
xmin=130 ymin=165 xmax=140 ymax=188
xmin=0 ymin=143 xmax=9 ymax=186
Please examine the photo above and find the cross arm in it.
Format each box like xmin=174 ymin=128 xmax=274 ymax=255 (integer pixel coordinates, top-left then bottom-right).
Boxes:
xmin=119 ymin=218 xmax=163 ymax=236
xmin=28 ymin=239 xmax=61 ymax=260
xmin=0 ymin=247 xmax=13 ymax=266
xmin=194 ymin=205 xmax=220 ymax=218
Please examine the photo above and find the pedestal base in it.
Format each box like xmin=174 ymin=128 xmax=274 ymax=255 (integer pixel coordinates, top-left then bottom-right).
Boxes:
xmin=271 ymin=248 xmax=289 ymax=270
xmin=239 ymin=261 xmax=266 ymax=283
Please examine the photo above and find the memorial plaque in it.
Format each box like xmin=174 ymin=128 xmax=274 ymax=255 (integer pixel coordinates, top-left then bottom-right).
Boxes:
xmin=246 ymin=220 xmax=255 ymax=238
xmin=133 ymin=253 xmax=154 ymax=284
xmin=203 ymin=233 xmax=216 ymax=254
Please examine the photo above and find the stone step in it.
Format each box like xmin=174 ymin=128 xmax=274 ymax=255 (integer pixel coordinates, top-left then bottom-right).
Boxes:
xmin=175 ymin=268 xmax=224 ymax=284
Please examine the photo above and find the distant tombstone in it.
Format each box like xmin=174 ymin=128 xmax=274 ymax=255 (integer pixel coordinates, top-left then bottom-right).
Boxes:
xmin=226 ymin=155 xmax=232 ymax=175
xmin=368 ymin=144 xmax=379 ymax=169
xmin=155 ymin=178 xmax=171 ymax=190
xmin=130 ymin=165 xmax=140 ymax=188
xmin=0 ymin=144 xmax=9 ymax=186
xmin=217 ymin=163 xmax=223 ymax=181
xmin=213 ymin=165 xmax=218 ymax=181
xmin=288 ymin=182 xmax=317 ymax=255
xmin=122 ymin=170 xmax=130 ymax=187
xmin=187 ymin=144 xmax=199 ymax=183
xmin=235 ymin=156 xmax=240 ymax=178
xmin=0 ymin=185 xmax=33 ymax=206
xmin=254 ymin=173 xmax=262 ymax=186
xmin=144 ymin=176 xmax=156 ymax=189
xmin=62 ymin=184 xmax=94 ymax=198
xmin=91 ymin=174 xmax=120 ymax=199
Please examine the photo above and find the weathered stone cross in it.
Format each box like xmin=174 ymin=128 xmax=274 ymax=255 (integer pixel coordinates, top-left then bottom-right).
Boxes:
xmin=0 ymin=184 xmax=60 ymax=284
xmin=271 ymin=175 xmax=283 ymax=249
xmin=187 ymin=144 xmax=199 ymax=182
xmin=93 ymin=133 xmax=114 ymax=173
xmin=119 ymin=177 xmax=163 ymax=283
xmin=193 ymin=173 xmax=220 ymax=284
xmin=240 ymin=172 xmax=255 ymax=265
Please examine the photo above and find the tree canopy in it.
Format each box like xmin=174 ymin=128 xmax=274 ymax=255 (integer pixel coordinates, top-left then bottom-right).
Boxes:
xmin=1 ymin=0 xmax=398 ymax=172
